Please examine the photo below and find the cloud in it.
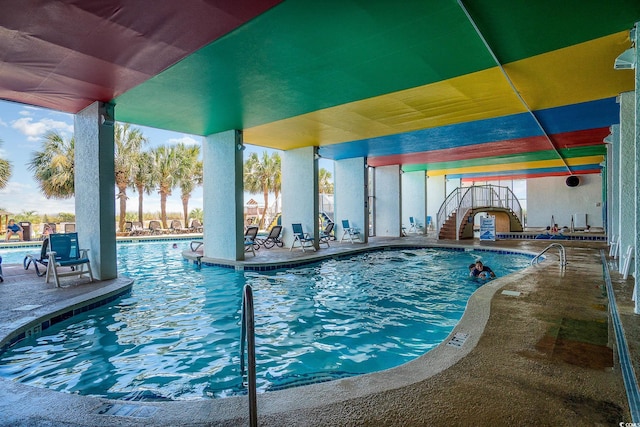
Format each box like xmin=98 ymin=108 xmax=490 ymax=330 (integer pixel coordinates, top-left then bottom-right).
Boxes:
xmin=168 ymin=135 xmax=200 ymax=145
xmin=0 ymin=180 xmax=75 ymax=214
xmin=11 ymin=117 xmax=73 ymax=141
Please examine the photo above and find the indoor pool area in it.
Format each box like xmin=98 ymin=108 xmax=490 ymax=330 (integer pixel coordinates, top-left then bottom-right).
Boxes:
xmin=0 ymin=235 xmax=637 ymax=426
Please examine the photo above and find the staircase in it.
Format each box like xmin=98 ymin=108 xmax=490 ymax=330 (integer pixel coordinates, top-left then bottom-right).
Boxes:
xmin=437 ymin=185 xmax=524 ymax=240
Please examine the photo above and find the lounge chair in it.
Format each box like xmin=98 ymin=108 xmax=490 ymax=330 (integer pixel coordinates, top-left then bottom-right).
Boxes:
xmin=408 ymin=216 xmax=423 ymax=234
xmin=46 ymin=232 xmax=94 ymax=287
xmin=189 ymin=219 xmax=204 ymax=233
xmin=257 ymin=225 xmax=283 ymax=249
xmin=23 ymin=237 xmax=50 ymax=277
xmin=244 ymin=226 xmax=259 ymax=256
xmin=148 ymin=220 xmax=164 ymax=235
xmin=169 ymin=219 xmax=187 ymax=234
xmin=131 ymin=221 xmax=146 ymax=235
xmin=319 ymin=222 xmax=334 ymax=247
xmin=290 ymin=223 xmax=316 ymax=252
xmin=340 ymin=220 xmax=362 ymax=243
xmin=124 ymin=221 xmax=133 ymax=234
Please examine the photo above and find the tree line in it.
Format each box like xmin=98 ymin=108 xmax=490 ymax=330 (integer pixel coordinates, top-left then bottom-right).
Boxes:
xmin=1 ymin=125 xmax=333 ymax=232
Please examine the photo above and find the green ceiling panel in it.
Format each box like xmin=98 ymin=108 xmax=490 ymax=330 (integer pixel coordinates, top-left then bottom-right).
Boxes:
xmin=463 ymin=0 xmax=640 ymax=63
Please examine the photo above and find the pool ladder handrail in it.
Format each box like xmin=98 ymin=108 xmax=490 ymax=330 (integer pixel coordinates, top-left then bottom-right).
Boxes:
xmin=240 ymin=284 xmax=258 ymax=427
xmin=531 ymin=243 xmax=567 ymax=268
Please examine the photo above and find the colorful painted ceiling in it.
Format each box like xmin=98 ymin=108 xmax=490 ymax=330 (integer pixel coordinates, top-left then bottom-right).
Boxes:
xmin=1 ymin=0 xmax=639 ymax=180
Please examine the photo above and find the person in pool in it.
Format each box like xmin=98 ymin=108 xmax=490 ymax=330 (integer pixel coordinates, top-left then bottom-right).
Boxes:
xmin=471 ymin=260 xmax=495 ymax=279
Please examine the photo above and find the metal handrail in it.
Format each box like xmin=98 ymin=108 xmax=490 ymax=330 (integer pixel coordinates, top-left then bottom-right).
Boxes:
xmin=531 ymin=243 xmax=567 ymax=267
xmin=437 ymin=185 xmax=523 ymax=239
xmin=240 ymin=284 xmax=258 ymax=427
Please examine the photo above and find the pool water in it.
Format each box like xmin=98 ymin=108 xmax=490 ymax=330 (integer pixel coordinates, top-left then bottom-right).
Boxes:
xmin=0 ymin=242 xmax=530 ymax=400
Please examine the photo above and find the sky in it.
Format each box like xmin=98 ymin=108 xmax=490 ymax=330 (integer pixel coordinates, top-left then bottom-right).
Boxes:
xmin=0 ymin=99 xmax=317 ymax=217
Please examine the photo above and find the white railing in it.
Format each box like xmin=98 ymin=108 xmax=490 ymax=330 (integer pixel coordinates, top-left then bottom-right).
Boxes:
xmin=437 ymin=185 xmax=523 ymax=240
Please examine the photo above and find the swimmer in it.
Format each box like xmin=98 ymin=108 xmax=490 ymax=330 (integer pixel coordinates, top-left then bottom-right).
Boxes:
xmin=470 ymin=260 xmax=495 ymax=279
xmin=469 ymin=263 xmax=476 ymax=277
xmin=172 ymin=243 xmax=178 ymax=249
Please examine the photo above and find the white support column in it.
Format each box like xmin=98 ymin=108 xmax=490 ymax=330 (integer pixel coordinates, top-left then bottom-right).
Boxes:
xmin=335 ymin=157 xmax=367 ymax=243
xmin=609 ymin=125 xmax=620 ymax=244
xmin=402 ymin=171 xmax=426 ymax=233
xmin=634 ymin=23 xmax=640 ymax=312
xmin=374 ymin=165 xmax=402 ymax=237
xmin=74 ymin=101 xmax=117 ymax=280
xmin=203 ymin=130 xmax=245 ymax=261
xmin=282 ymin=147 xmax=319 ymax=248
xmin=427 ymin=175 xmax=446 ymax=231
xmin=619 ymin=91 xmax=635 ymax=274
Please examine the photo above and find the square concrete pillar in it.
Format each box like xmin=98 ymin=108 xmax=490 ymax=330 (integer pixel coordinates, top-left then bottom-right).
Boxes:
xmin=335 ymin=157 xmax=367 ymax=243
xmin=203 ymin=130 xmax=245 ymax=260
xmin=374 ymin=165 xmax=402 ymax=237
xmin=282 ymin=147 xmax=318 ymax=248
xmin=74 ymin=102 xmax=117 ymax=280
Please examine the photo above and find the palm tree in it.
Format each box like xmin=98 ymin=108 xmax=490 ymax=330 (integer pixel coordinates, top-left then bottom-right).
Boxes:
xmin=318 ymin=168 xmax=333 ymax=194
xmin=114 ymin=123 xmax=148 ymax=232
xmin=244 ymin=151 xmax=281 ymax=229
xmin=130 ymin=150 xmax=155 ymax=224
xmin=175 ymin=143 xmax=202 ymax=227
xmin=28 ymin=132 xmax=75 ymax=199
xmin=0 ymin=139 xmax=12 ymax=189
xmin=151 ymin=144 xmax=180 ymax=228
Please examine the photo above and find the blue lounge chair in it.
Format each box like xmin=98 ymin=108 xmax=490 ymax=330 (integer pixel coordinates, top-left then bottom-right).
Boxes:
xmin=319 ymin=222 xmax=334 ymax=247
xmin=340 ymin=220 xmax=361 ymax=243
xmin=46 ymin=232 xmax=93 ymax=287
xmin=244 ymin=226 xmax=259 ymax=256
xmin=290 ymin=223 xmax=316 ymax=252
xmin=23 ymin=237 xmax=49 ymax=277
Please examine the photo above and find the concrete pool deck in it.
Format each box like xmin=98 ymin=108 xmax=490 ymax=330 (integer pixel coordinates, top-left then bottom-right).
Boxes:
xmin=0 ymin=235 xmax=637 ymax=426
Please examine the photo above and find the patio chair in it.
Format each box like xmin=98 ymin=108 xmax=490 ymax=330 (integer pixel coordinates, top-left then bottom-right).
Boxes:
xmin=148 ymin=220 xmax=164 ymax=235
xmin=189 ymin=219 xmax=204 ymax=233
xmin=169 ymin=219 xmax=187 ymax=234
xmin=46 ymin=232 xmax=94 ymax=288
xmin=131 ymin=221 xmax=146 ymax=235
xmin=290 ymin=223 xmax=316 ymax=252
xmin=257 ymin=225 xmax=283 ymax=249
xmin=319 ymin=222 xmax=334 ymax=247
xmin=244 ymin=226 xmax=259 ymax=256
xmin=340 ymin=220 xmax=362 ymax=243
xmin=23 ymin=237 xmax=50 ymax=277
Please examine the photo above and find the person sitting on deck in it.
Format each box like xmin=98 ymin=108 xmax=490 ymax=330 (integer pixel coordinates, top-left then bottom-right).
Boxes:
xmin=6 ymin=219 xmax=23 ymax=241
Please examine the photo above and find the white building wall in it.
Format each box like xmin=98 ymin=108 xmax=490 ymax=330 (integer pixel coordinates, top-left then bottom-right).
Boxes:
xmin=526 ymin=175 xmax=603 ymax=229
xmin=282 ymin=147 xmax=319 ymax=247
xmin=374 ymin=165 xmax=401 ymax=237
xmin=401 ymin=171 xmax=426 ymax=231
xmin=335 ymin=157 xmax=367 ymax=243
xmin=427 ymin=175 xmax=446 ymax=230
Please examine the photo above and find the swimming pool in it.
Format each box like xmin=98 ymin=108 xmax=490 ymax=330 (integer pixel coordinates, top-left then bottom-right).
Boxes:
xmin=0 ymin=242 xmax=531 ymax=400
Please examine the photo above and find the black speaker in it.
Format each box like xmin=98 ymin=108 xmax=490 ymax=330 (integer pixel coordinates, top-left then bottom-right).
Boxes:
xmin=566 ymin=176 xmax=580 ymax=187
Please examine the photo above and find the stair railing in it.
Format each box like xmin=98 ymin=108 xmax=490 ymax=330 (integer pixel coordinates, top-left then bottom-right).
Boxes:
xmin=240 ymin=284 xmax=258 ymax=427
xmin=531 ymin=243 xmax=567 ymax=268
xmin=437 ymin=185 xmax=523 ymax=240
